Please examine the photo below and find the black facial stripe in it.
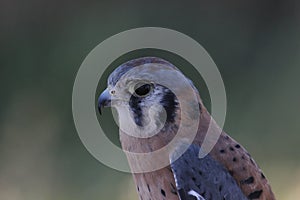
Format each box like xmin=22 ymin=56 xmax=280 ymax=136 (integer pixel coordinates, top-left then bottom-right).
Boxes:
xmin=160 ymin=88 xmax=178 ymax=124
xmin=129 ymin=95 xmax=143 ymax=126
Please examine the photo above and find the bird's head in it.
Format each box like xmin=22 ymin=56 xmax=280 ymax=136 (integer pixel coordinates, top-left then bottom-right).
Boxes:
xmin=98 ymin=57 xmax=201 ymax=138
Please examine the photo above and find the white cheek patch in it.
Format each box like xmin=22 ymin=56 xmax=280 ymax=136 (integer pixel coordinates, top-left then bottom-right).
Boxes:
xmin=188 ymin=190 xmax=206 ymax=200
xmin=115 ymin=104 xmax=166 ymax=138
xmin=145 ymin=103 xmax=167 ymax=130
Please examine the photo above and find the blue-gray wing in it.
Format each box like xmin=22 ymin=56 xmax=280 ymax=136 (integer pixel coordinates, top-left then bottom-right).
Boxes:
xmin=170 ymin=144 xmax=248 ymax=200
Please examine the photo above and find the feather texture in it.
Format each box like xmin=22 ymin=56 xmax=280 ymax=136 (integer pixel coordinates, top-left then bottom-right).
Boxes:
xmin=99 ymin=57 xmax=276 ymax=200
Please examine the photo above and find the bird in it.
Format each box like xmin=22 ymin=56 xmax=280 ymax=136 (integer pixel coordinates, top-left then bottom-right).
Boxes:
xmin=98 ymin=57 xmax=276 ymax=200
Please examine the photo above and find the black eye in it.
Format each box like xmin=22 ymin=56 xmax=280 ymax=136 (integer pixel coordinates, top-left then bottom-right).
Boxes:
xmin=134 ymin=84 xmax=152 ymax=97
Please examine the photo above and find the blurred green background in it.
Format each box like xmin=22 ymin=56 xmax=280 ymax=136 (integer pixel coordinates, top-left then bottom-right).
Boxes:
xmin=1 ymin=0 xmax=300 ymax=199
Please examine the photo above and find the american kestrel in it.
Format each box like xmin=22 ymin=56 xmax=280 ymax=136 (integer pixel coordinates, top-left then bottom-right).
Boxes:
xmin=98 ymin=57 xmax=275 ymax=200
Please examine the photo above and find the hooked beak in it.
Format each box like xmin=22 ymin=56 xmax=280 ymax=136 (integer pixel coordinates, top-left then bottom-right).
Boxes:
xmin=98 ymin=88 xmax=111 ymax=115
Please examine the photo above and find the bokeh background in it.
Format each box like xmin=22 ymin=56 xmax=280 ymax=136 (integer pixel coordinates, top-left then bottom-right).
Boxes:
xmin=1 ymin=0 xmax=300 ymax=199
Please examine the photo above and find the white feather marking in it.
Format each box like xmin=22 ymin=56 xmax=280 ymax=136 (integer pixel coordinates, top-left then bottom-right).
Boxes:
xmin=188 ymin=190 xmax=205 ymax=200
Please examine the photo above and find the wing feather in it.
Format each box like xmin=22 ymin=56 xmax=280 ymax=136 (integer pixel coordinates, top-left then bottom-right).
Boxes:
xmin=170 ymin=144 xmax=248 ymax=200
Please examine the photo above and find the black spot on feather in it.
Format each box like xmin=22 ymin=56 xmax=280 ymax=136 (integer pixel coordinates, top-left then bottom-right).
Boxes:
xmin=248 ymin=190 xmax=263 ymax=199
xmin=240 ymin=176 xmax=254 ymax=184
xmin=161 ymin=189 xmax=166 ymax=197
